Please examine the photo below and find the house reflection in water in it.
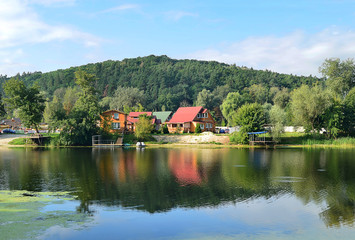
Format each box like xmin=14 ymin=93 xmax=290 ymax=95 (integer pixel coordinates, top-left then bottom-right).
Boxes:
xmin=168 ymin=150 xmax=203 ymax=186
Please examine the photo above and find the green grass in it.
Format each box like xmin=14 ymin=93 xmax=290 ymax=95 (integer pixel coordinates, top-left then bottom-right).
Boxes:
xmin=280 ymin=133 xmax=355 ymax=146
xmin=8 ymin=138 xmax=32 ymax=145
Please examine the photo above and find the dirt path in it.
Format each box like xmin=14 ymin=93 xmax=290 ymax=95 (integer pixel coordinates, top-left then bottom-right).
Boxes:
xmin=0 ymin=134 xmax=27 ymax=145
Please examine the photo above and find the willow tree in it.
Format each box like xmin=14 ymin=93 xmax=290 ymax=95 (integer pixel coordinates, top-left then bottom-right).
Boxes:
xmin=290 ymin=85 xmax=332 ymax=132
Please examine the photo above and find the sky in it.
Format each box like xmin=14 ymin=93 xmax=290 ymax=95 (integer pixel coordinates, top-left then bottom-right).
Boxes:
xmin=0 ymin=0 xmax=355 ymax=77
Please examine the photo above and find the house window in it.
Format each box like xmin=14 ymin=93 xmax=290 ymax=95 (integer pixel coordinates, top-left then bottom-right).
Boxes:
xmin=113 ymin=113 xmax=119 ymax=120
xmin=179 ymin=124 xmax=183 ymax=127
xmin=204 ymin=113 xmax=208 ymax=118
xmin=200 ymin=124 xmax=204 ymax=129
xmin=206 ymin=123 xmax=212 ymax=129
xmin=197 ymin=113 xmax=201 ymax=118
xmin=172 ymin=124 xmax=177 ymax=128
xmin=111 ymin=122 xmax=120 ymax=129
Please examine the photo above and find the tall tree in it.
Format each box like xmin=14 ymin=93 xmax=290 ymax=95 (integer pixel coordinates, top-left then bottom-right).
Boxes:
xmin=343 ymin=87 xmax=355 ymax=135
xmin=3 ymin=78 xmax=45 ymax=133
xmin=320 ymin=58 xmax=355 ymax=98
xmin=195 ymin=89 xmax=214 ymax=109
xmin=290 ymin=85 xmax=332 ymax=132
xmin=220 ymin=92 xmax=244 ymax=126
xmin=59 ymin=70 xmax=101 ymax=145
xmin=109 ymin=86 xmax=145 ymax=111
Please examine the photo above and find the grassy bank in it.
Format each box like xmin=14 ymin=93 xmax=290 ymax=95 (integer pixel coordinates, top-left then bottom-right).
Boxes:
xmin=5 ymin=132 xmax=355 ymax=148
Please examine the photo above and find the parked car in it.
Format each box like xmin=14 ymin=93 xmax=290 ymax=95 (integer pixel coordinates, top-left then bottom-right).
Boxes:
xmin=2 ymin=129 xmax=16 ymax=134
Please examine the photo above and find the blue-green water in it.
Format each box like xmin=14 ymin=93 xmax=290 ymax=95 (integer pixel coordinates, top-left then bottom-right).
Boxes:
xmin=1 ymin=147 xmax=355 ymax=239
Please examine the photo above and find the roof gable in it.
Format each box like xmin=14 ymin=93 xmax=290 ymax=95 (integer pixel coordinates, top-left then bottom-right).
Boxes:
xmin=152 ymin=111 xmax=172 ymax=123
xmin=169 ymin=106 xmax=203 ymax=123
xmin=101 ymin=110 xmax=126 ymax=115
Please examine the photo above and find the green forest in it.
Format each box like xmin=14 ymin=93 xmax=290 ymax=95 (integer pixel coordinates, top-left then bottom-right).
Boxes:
xmin=0 ymin=55 xmax=317 ymax=112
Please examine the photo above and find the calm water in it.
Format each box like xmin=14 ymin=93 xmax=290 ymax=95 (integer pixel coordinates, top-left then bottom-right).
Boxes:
xmin=1 ymin=147 xmax=355 ymax=239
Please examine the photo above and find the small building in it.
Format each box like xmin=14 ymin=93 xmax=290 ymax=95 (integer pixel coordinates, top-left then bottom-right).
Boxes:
xmin=127 ymin=112 xmax=157 ymax=132
xmin=100 ymin=110 xmax=127 ymax=133
xmin=167 ymin=106 xmax=216 ymax=133
xmin=0 ymin=118 xmax=22 ymax=130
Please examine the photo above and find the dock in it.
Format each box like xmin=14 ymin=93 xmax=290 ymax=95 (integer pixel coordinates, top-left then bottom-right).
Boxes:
xmin=25 ymin=134 xmax=50 ymax=145
xmin=248 ymin=131 xmax=276 ymax=147
xmin=92 ymin=135 xmax=124 ymax=147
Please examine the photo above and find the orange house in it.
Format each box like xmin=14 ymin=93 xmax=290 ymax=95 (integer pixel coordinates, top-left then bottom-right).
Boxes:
xmin=100 ymin=110 xmax=127 ymax=133
xmin=167 ymin=106 xmax=216 ymax=133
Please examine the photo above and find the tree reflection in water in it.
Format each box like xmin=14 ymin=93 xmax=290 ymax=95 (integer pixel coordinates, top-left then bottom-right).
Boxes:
xmin=0 ymin=147 xmax=355 ymax=228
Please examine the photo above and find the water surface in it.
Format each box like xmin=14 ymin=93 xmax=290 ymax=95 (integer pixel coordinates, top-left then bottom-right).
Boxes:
xmin=1 ymin=147 xmax=355 ymax=239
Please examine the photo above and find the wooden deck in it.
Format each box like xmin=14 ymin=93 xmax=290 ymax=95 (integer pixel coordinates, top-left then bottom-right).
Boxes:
xmin=25 ymin=135 xmax=50 ymax=145
xmin=92 ymin=135 xmax=124 ymax=147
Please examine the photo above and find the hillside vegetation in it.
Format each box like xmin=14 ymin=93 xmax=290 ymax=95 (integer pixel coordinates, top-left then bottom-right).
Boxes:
xmin=0 ymin=55 xmax=318 ymax=111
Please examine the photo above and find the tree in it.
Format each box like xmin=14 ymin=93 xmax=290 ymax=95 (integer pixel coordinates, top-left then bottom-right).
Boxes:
xmin=235 ymin=103 xmax=265 ymax=133
xmin=273 ymin=88 xmax=290 ymax=108
xmin=43 ymin=95 xmax=66 ymax=132
xmin=269 ymin=105 xmax=287 ymax=142
xmin=59 ymin=70 xmax=101 ymax=145
xmin=343 ymin=87 xmax=355 ymax=135
xmin=220 ymin=92 xmax=244 ymax=126
xmin=320 ymin=58 xmax=355 ymax=98
xmin=196 ymin=89 xmax=214 ymax=109
xmin=135 ymin=114 xmax=154 ymax=141
xmin=3 ymin=78 xmax=45 ymax=133
xmin=247 ymin=84 xmax=269 ymax=104
xmin=109 ymin=86 xmax=145 ymax=111
xmin=230 ymin=103 xmax=265 ymax=144
xmin=290 ymin=85 xmax=332 ymax=132
xmin=63 ymin=87 xmax=80 ymax=115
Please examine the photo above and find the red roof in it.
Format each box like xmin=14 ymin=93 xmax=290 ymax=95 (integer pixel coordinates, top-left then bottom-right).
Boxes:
xmin=127 ymin=112 xmax=156 ymax=124
xmin=169 ymin=106 xmax=203 ymax=123
xmin=129 ymin=112 xmax=152 ymax=117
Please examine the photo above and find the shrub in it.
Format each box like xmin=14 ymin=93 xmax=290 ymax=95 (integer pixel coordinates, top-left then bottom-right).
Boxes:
xmin=195 ymin=123 xmax=202 ymax=133
xmin=229 ymin=130 xmax=249 ymax=144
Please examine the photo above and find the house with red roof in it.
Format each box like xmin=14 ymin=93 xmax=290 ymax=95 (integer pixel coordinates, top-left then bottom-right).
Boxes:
xmin=127 ymin=112 xmax=157 ymax=131
xmin=167 ymin=106 xmax=215 ymax=133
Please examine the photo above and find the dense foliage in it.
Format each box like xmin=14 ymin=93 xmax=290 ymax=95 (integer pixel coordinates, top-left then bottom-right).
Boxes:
xmin=3 ymin=78 xmax=45 ymax=132
xmin=0 ymin=55 xmax=318 ymax=113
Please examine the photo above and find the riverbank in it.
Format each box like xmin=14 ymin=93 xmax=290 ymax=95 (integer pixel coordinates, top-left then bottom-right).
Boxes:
xmin=2 ymin=133 xmax=355 ymax=149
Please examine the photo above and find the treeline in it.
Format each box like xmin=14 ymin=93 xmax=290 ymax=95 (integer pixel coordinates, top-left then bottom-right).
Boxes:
xmin=0 ymin=55 xmax=318 ymax=112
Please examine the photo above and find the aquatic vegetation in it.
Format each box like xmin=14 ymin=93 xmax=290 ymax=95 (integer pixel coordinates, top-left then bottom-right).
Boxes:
xmin=0 ymin=190 xmax=92 ymax=240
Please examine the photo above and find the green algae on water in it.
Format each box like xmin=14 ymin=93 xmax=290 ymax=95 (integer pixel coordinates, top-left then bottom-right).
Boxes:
xmin=0 ymin=190 xmax=92 ymax=240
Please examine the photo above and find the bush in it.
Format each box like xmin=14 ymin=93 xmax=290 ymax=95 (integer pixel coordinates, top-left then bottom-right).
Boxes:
xmin=195 ymin=123 xmax=202 ymax=133
xmin=229 ymin=130 xmax=249 ymax=144
xmin=162 ymin=124 xmax=169 ymax=134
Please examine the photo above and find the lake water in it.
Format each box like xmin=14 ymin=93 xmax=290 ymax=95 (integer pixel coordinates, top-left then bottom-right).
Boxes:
xmin=1 ymin=147 xmax=355 ymax=239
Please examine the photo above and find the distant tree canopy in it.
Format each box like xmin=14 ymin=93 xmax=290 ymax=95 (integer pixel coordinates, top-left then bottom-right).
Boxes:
xmin=0 ymin=55 xmax=319 ymax=114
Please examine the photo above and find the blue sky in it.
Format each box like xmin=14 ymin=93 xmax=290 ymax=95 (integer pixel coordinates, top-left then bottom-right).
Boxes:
xmin=1 ymin=0 xmax=354 ymax=76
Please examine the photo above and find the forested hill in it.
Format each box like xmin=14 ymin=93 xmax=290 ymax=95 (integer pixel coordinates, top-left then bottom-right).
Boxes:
xmin=0 ymin=55 xmax=319 ymax=111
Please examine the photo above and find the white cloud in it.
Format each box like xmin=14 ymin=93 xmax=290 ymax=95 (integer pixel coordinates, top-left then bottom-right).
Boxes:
xmin=27 ymin=0 xmax=76 ymax=7
xmin=98 ymin=4 xmax=140 ymax=14
xmin=186 ymin=27 xmax=355 ymax=76
xmin=165 ymin=11 xmax=198 ymax=21
xmin=0 ymin=0 xmax=101 ymax=48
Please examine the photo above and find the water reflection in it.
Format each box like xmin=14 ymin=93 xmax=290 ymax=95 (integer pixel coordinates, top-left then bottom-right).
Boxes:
xmin=1 ymin=147 xmax=355 ymax=228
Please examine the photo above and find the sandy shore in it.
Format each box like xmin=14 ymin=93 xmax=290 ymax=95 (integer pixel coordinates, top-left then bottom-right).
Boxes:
xmin=0 ymin=134 xmax=27 ymax=145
